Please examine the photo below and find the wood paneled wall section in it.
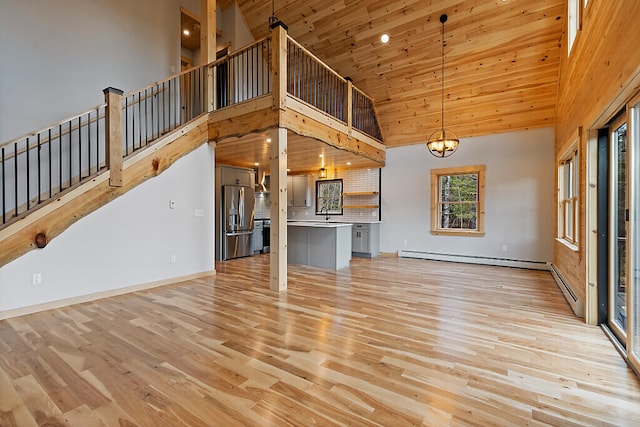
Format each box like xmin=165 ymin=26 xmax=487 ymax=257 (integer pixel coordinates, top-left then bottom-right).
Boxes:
xmin=554 ymin=2 xmax=640 ymax=303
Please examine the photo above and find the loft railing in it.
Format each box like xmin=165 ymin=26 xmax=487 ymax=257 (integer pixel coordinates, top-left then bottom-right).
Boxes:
xmin=352 ymin=87 xmax=383 ymax=141
xmin=123 ymin=65 xmax=208 ymax=157
xmin=0 ymin=105 xmax=107 ymax=226
xmin=0 ymin=31 xmax=382 ymax=229
xmin=286 ymin=37 xmax=347 ymax=122
xmin=215 ymin=37 xmax=271 ymax=109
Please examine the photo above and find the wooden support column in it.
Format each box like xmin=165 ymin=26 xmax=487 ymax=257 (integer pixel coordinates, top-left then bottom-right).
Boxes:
xmin=269 ymin=127 xmax=288 ymax=292
xmin=268 ymin=20 xmax=289 ymax=291
xmin=103 ymin=87 xmax=124 ymax=187
xmin=200 ymin=0 xmax=216 ymax=112
xmin=271 ymin=22 xmax=288 ymax=111
xmin=345 ymin=77 xmax=353 ymax=137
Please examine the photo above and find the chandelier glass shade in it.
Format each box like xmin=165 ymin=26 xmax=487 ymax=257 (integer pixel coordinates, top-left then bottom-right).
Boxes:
xmin=426 ymin=14 xmax=459 ymax=158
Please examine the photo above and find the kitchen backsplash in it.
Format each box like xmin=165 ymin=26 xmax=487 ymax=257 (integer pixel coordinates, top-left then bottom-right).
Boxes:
xmin=289 ymin=168 xmax=381 ymax=222
xmin=254 ymin=192 xmax=271 ymax=219
xmin=254 ymin=168 xmax=381 ymax=222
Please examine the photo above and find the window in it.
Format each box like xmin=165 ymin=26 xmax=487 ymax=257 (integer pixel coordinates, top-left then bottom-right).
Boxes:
xmin=431 ymin=165 xmax=485 ymax=236
xmin=558 ymin=146 xmax=579 ymax=244
xmin=315 ymin=179 xmax=343 ymax=215
xmin=567 ymin=0 xmax=583 ymax=54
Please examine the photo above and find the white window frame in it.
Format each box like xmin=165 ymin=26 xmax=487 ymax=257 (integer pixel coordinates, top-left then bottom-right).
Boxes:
xmin=430 ymin=165 xmax=485 ymax=237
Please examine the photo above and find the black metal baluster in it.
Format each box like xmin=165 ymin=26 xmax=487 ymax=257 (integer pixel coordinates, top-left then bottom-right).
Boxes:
xmin=145 ymin=89 xmax=149 ymax=143
xmin=68 ymin=121 xmax=72 ymax=187
xmin=58 ymin=124 xmax=62 ymax=192
xmin=88 ymin=111 xmax=92 ymax=175
xmin=96 ymin=108 xmax=100 ymax=171
xmin=26 ymin=137 xmax=30 ymax=210
xmin=162 ymin=82 xmax=166 ymax=134
xmin=14 ymin=142 xmax=18 ymax=216
xmin=1 ymin=147 xmax=5 ymax=224
xmin=125 ymin=97 xmax=129 ymax=156
xmin=168 ymin=80 xmax=172 ymax=131
xmin=48 ymin=128 xmax=52 ymax=198
xmin=78 ymin=116 xmax=82 ymax=181
xmin=37 ymin=133 xmax=41 ymax=204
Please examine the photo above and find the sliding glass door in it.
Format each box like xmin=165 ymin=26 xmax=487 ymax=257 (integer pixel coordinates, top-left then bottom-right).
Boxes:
xmin=609 ymin=117 xmax=628 ymax=343
xmin=629 ymin=98 xmax=640 ymax=374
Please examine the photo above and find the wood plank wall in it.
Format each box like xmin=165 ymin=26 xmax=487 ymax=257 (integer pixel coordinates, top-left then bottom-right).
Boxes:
xmin=554 ymin=2 xmax=640 ymax=304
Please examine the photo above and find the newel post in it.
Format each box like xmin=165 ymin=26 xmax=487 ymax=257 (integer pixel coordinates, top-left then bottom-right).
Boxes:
xmin=271 ymin=21 xmax=288 ymax=111
xmin=345 ymin=77 xmax=353 ymax=137
xmin=103 ymin=87 xmax=124 ymax=187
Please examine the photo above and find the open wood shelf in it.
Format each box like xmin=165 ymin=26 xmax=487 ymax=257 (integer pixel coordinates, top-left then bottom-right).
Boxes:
xmin=343 ymin=205 xmax=379 ymax=209
xmin=342 ymin=191 xmax=379 ymax=196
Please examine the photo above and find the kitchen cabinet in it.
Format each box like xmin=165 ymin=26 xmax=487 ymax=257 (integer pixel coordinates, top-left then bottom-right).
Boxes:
xmin=287 ymin=175 xmax=311 ymax=207
xmin=288 ymin=222 xmax=352 ymax=269
xmin=352 ymin=223 xmax=380 ymax=258
xmin=216 ymin=165 xmax=254 ymax=187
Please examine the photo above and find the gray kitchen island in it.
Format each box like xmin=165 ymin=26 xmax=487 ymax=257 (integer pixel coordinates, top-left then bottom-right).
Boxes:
xmin=287 ymin=222 xmax=352 ymax=270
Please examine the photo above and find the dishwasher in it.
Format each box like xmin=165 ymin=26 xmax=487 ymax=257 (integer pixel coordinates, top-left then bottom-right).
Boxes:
xmin=252 ymin=220 xmax=263 ymax=254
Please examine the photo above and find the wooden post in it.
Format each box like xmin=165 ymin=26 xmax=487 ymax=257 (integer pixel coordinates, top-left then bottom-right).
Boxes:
xmin=103 ymin=87 xmax=124 ymax=187
xmin=269 ymin=126 xmax=288 ymax=292
xmin=271 ymin=22 xmax=288 ymax=111
xmin=345 ymin=77 xmax=353 ymax=137
xmin=200 ymin=0 xmax=216 ymax=112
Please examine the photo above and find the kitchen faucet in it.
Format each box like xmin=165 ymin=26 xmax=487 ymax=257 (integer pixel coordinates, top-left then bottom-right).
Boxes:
xmin=321 ymin=207 xmax=330 ymax=221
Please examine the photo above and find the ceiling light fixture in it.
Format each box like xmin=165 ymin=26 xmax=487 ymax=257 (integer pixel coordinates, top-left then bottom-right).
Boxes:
xmin=426 ymin=14 xmax=459 ymax=158
xmin=183 ymin=29 xmax=190 ymax=36
xmin=318 ymin=167 xmax=327 ymax=179
xmin=380 ymin=33 xmax=390 ymax=44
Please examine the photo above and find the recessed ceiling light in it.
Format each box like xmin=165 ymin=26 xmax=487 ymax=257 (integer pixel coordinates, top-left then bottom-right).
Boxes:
xmin=266 ymin=138 xmax=272 ymax=143
xmin=380 ymin=33 xmax=390 ymax=44
xmin=254 ymin=162 xmax=259 ymax=166
xmin=319 ymin=154 xmax=324 ymax=158
xmin=183 ymin=29 xmax=190 ymax=36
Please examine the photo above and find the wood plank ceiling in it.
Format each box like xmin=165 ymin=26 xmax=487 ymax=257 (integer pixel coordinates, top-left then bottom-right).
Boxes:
xmin=234 ymin=0 xmax=565 ymax=148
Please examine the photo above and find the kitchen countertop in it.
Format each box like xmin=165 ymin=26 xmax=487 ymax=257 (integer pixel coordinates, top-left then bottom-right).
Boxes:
xmin=287 ymin=221 xmax=352 ymax=228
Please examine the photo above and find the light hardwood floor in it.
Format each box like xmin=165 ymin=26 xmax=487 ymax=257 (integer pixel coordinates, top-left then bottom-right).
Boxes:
xmin=1 ymin=256 xmax=639 ymax=426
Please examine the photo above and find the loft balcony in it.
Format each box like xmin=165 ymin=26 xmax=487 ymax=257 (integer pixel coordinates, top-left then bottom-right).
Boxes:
xmin=207 ymin=25 xmax=385 ymax=173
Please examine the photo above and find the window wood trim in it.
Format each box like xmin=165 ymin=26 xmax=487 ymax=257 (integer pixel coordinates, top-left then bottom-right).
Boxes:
xmin=558 ymin=135 xmax=580 ymax=245
xmin=430 ymin=165 xmax=485 ymax=237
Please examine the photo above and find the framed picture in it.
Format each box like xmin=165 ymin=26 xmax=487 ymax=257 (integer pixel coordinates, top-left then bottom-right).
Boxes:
xmin=316 ymin=179 xmax=343 ymax=215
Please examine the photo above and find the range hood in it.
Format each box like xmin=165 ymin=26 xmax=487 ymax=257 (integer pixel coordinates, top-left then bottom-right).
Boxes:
xmin=255 ymin=168 xmax=270 ymax=193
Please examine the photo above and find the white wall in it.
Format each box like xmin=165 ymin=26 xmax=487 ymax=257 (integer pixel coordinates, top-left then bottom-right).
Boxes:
xmin=381 ymin=127 xmax=555 ymax=263
xmin=0 ymin=143 xmax=215 ymax=312
xmin=0 ymin=0 xmax=199 ymax=142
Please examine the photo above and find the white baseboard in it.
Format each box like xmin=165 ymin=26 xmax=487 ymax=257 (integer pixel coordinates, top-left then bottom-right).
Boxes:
xmin=397 ymin=249 xmax=550 ymax=270
xmin=549 ymin=263 xmax=585 ymax=318
xmin=0 ymin=269 xmax=216 ymax=320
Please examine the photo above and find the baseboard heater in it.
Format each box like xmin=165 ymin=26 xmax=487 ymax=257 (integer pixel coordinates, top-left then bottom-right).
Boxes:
xmin=549 ymin=263 xmax=585 ymax=318
xmin=397 ymin=249 xmax=549 ymax=270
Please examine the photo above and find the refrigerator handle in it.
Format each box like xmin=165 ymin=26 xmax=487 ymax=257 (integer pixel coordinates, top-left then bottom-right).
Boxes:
xmin=226 ymin=231 xmax=253 ymax=237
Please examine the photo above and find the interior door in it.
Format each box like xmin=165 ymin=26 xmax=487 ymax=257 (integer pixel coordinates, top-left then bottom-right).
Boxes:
xmin=608 ymin=116 xmax=628 ymax=343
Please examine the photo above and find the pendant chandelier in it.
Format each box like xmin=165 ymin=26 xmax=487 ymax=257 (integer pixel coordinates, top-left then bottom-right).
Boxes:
xmin=426 ymin=14 xmax=459 ymax=158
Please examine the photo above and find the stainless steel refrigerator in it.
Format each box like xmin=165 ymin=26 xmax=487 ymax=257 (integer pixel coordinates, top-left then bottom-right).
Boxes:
xmin=222 ymin=185 xmax=254 ymax=260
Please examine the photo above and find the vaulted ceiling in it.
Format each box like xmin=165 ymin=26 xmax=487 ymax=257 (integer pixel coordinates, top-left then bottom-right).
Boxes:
xmin=234 ymin=0 xmax=565 ymax=148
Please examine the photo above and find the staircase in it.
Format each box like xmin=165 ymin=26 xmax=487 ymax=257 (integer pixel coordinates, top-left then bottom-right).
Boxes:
xmin=0 ymin=29 xmax=384 ymax=269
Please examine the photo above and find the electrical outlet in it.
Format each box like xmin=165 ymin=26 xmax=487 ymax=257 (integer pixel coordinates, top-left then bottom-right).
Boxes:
xmin=194 ymin=208 xmax=204 ymax=217
xmin=170 ymin=255 xmax=177 ymax=264
xmin=32 ymin=273 xmax=42 ymax=285
xmin=502 ymin=244 xmax=509 ymax=252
